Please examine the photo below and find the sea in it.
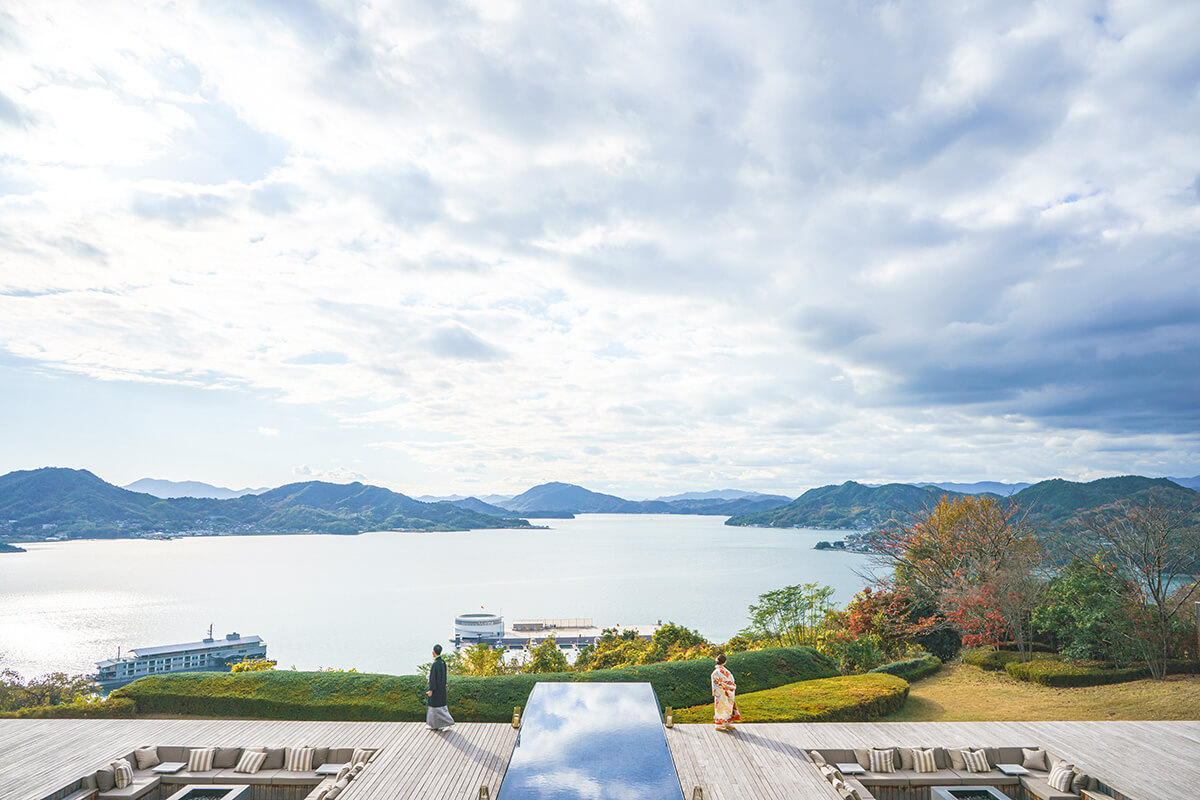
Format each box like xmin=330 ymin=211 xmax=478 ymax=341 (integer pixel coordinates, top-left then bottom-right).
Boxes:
xmin=0 ymin=514 xmax=874 ymax=678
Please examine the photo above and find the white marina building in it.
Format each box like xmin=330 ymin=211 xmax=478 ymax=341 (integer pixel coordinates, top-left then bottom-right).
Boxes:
xmin=453 ymin=612 xmax=660 ymax=651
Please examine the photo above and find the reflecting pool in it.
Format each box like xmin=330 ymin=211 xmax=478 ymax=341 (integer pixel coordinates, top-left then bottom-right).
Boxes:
xmin=496 ymin=682 xmax=685 ymax=800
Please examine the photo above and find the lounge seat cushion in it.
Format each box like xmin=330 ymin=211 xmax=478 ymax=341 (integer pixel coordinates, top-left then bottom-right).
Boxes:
xmin=1021 ymin=774 xmax=1080 ymax=800
xmin=947 ymin=769 xmax=1018 ymax=786
xmin=886 ymin=769 xmax=961 ymax=787
xmin=858 ymin=772 xmax=909 ymax=787
xmin=273 ymin=769 xmax=325 ymax=786
xmin=215 ymin=768 xmax=283 ymax=785
xmin=98 ymin=775 xmax=159 ymax=800
xmin=161 ymin=769 xmax=221 ymax=785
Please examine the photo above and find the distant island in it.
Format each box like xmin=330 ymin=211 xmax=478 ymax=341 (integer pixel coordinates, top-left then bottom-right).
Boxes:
xmin=726 ymin=476 xmax=1200 ymax=536
xmin=0 ymin=468 xmax=536 ymax=545
xmin=0 ymin=542 xmax=25 ymax=554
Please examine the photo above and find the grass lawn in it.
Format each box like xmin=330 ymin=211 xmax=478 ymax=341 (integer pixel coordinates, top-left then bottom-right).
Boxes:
xmin=886 ymin=662 xmax=1200 ymax=721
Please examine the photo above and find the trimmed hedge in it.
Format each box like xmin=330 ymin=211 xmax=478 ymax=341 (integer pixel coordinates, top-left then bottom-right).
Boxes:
xmin=1005 ymin=658 xmax=1200 ymax=687
xmin=961 ymin=648 xmax=1022 ymax=671
xmin=675 ymin=673 xmax=909 ymax=723
xmin=0 ymin=697 xmax=136 ymax=719
xmin=115 ymin=647 xmax=837 ymax=721
xmin=870 ymin=656 xmax=941 ymax=683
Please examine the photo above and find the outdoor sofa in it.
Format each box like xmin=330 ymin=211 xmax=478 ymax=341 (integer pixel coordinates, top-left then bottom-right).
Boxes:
xmin=68 ymin=745 xmax=376 ymax=800
xmin=809 ymin=746 xmax=1120 ymax=800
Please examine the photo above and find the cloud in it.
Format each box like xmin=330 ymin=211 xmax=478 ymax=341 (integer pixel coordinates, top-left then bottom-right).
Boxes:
xmin=257 ymin=426 xmax=280 ymax=436
xmin=0 ymin=1 xmax=1197 ymax=494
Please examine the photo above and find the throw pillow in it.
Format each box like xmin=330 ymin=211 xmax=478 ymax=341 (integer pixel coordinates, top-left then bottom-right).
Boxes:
xmin=853 ymin=748 xmax=870 ymax=769
xmin=214 ymin=747 xmax=242 ymax=769
xmin=133 ymin=747 xmax=160 ymax=770
xmin=326 ymin=788 xmax=342 ymax=800
xmin=868 ymin=749 xmax=895 ymax=773
xmin=899 ymin=747 xmax=914 ymax=771
xmin=336 ymin=766 xmax=351 ymax=783
xmin=234 ymin=750 xmax=267 ymax=774
xmin=95 ymin=768 xmax=115 ymax=792
xmin=963 ymin=749 xmax=991 ymax=773
xmin=351 ymin=763 xmax=364 ymax=776
xmin=809 ymin=750 xmax=826 ymax=766
xmin=313 ymin=747 xmax=330 ymax=767
xmin=1049 ymin=762 xmax=1075 ymax=792
xmin=913 ymin=748 xmax=938 ymax=773
xmin=1022 ymin=748 xmax=1048 ymax=771
xmin=352 ymin=748 xmax=372 ymax=766
xmin=263 ymin=747 xmax=285 ymax=770
xmin=112 ymin=759 xmax=134 ymax=789
xmin=285 ymin=747 xmax=315 ymax=772
xmin=187 ymin=747 xmax=216 ymax=773
xmin=947 ymin=748 xmax=969 ymax=771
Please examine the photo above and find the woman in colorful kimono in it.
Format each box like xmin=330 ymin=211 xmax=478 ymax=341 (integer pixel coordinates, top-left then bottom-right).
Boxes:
xmin=711 ymin=653 xmax=740 ymax=731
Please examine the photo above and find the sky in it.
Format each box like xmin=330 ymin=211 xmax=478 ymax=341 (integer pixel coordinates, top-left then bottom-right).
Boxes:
xmin=1 ymin=0 xmax=1198 ymax=499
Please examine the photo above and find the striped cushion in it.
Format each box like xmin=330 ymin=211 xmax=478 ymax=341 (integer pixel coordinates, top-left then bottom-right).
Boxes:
xmin=187 ymin=747 xmax=216 ymax=772
xmin=868 ymin=748 xmax=895 ymax=773
xmin=111 ymin=759 xmax=134 ymax=789
xmin=234 ymin=750 xmax=268 ymax=774
xmin=1049 ymin=762 xmax=1075 ymax=791
xmin=912 ymin=748 xmax=938 ymax=773
xmin=351 ymin=748 xmax=372 ymax=765
xmin=963 ymin=749 xmax=991 ymax=773
xmin=285 ymin=747 xmax=314 ymax=772
xmin=335 ymin=766 xmax=351 ymax=783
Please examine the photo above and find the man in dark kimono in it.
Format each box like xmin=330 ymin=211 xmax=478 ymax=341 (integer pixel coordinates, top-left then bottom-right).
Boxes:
xmin=426 ymin=644 xmax=454 ymax=731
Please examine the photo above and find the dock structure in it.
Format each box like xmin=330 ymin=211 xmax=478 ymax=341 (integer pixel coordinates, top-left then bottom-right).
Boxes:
xmin=453 ymin=613 xmax=661 ymax=651
xmin=4 ymin=718 xmax=1200 ymax=800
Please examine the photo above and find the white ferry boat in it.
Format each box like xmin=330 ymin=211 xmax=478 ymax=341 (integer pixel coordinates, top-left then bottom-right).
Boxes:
xmin=94 ymin=629 xmax=267 ymax=690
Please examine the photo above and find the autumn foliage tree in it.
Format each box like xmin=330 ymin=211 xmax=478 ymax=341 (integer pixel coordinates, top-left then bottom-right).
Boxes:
xmin=873 ymin=494 xmax=1046 ymax=661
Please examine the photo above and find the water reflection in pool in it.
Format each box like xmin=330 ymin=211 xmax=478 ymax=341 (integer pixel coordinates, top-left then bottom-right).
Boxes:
xmin=496 ymin=682 xmax=685 ymax=800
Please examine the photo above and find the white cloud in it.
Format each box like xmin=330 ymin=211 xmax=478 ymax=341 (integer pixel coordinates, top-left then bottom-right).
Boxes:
xmin=258 ymin=427 xmax=280 ymax=437
xmin=0 ymin=0 xmax=1198 ymax=494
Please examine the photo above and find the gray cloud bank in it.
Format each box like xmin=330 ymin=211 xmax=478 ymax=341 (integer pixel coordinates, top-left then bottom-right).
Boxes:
xmin=0 ymin=0 xmax=1198 ymax=492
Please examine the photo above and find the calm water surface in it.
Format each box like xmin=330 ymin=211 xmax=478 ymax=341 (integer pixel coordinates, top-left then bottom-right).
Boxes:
xmin=0 ymin=514 xmax=871 ymax=677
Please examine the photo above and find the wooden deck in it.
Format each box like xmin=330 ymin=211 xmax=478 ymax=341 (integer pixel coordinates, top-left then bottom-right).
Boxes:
xmin=3 ymin=718 xmax=1199 ymax=800
xmin=666 ymin=720 xmax=1200 ymax=800
xmin=0 ymin=719 xmax=516 ymax=800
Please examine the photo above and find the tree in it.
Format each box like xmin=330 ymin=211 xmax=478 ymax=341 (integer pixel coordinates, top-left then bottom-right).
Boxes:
xmin=523 ymin=636 xmax=570 ymax=674
xmin=1034 ymin=556 xmax=1137 ymax=661
xmin=742 ymin=583 xmax=835 ymax=648
xmin=1076 ymin=495 xmax=1200 ymax=678
xmin=873 ymin=495 xmax=1043 ymax=659
xmin=575 ymin=628 xmax=649 ymax=670
xmin=230 ymin=659 xmax=276 ymax=673
xmin=0 ymin=669 xmax=97 ymax=711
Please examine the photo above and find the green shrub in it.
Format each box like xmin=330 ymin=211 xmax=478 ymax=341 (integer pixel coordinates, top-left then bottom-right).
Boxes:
xmin=1005 ymin=658 xmax=1200 ymax=687
xmin=115 ymin=647 xmax=837 ymax=721
xmin=961 ymin=647 xmax=1022 ymax=671
xmin=675 ymin=673 xmax=908 ymax=723
xmin=0 ymin=696 xmax=136 ymax=719
xmin=870 ymin=656 xmax=941 ymax=683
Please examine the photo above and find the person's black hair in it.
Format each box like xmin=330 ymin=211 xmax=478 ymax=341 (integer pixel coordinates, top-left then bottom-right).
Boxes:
xmin=715 ymin=653 xmax=726 ymax=665
xmin=433 ymin=644 xmax=443 ymax=655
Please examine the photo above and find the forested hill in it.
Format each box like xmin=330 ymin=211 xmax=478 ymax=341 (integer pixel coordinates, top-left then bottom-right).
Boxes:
xmin=726 ymin=481 xmax=956 ymax=530
xmin=0 ymin=468 xmax=532 ymax=542
xmin=726 ymin=475 xmax=1200 ymax=532
xmin=494 ymin=481 xmax=792 ymax=516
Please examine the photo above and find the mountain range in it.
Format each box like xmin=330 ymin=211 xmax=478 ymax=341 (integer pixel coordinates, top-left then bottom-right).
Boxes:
xmin=123 ymin=478 xmax=268 ymax=499
xmin=492 ymin=482 xmax=793 ymax=516
xmin=726 ymin=476 xmax=1200 ymax=532
xmin=0 ymin=468 xmax=532 ymax=541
